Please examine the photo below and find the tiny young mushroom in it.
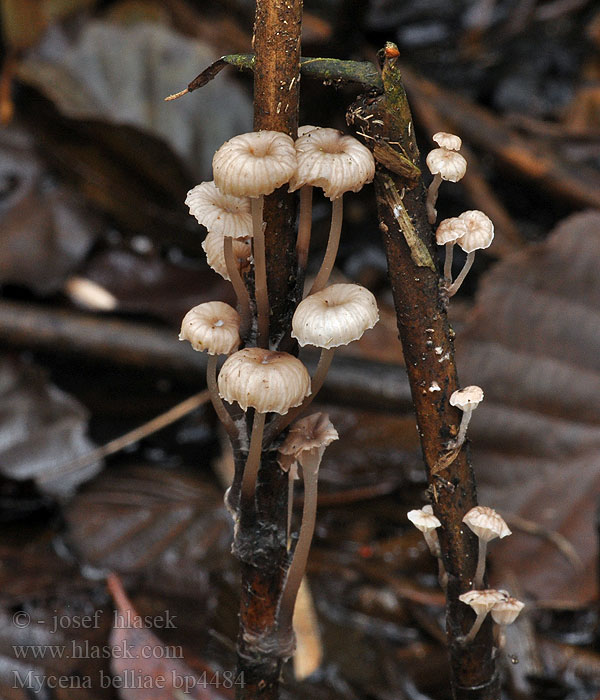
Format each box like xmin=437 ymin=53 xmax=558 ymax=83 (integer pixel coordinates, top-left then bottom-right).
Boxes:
xmin=202 ymin=231 xmax=252 ymax=284
xmin=289 ymin=128 xmax=375 ymax=293
xmin=185 ymin=181 xmax=254 ymax=330
xmin=425 ymin=141 xmax=467 ymax=225
xmin=407 ymin=504 xmax=447 ymax=588
xmin=277 ymin=413 xmax=338 ymax=647
xmin=447 ymin=210 xmax=494 ymax=297
xmin=435 ymin=217 xmax=468 ymax=282
xmin=491 ymin=595 xmax=525 ymax=648
xmin=212 ymin=131 xmax=297 ymax=347
xmin=462 ymin=505 xmax=512 ymax=589
xmin=432 ymin=131 xmax=462 ymax=151
xmin=449 ymin=385 xmax=484 ymax=448
xmin=179 ymin=301 xmax=241 ymax=438
xmin=266 ymin=283 xmax=378 ymax=441
xmin=217 ymin=347 xmax=311 ymax=506
xmin=459 ymin=589 xmax=508 ymax=644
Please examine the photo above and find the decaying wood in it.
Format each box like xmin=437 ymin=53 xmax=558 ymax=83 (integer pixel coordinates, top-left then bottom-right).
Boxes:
xmin=348 ymin=47 xmax=498 ymax=699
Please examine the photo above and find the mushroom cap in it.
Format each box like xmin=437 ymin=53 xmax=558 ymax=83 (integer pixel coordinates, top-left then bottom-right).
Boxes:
xmin=185 ymin=181 xmax=253 ymax=239
xmin=179 ymin=301 xmax=241 ymax=355
xmin=291 ymin=283 xmax=379 ymax=349
xmin=202 ymin=231 xmax=252 ymax=281
xmin=432 ymin=132 xmax=462 ymax=151
xmin=426 ymin=148 xmax=467 ymax=182
xmin=450 ymin=385 xmax=484 ymax=411
xmin=212 ymin=131 xmax=297 ymax=198
xmin=491 ymin=597 xmax=525 ymax=625
xmin=456 ymin=210 xmax=494 ymax=253
xmin=217 ymin=347 xmax=311 ymax=414
xmin=407 ymin=507 xmax=441 ymax=533
xmin=462 ymin=506 xmax=512 ymax=542
xmin=436 ymin=217 xmax=469 ymax=245
xmin=278 ymin=412 xmax=339 ymax=472
xmin=289 ymin=128 xmax=375 ymax=200
xmin=297 ymin=124 xmax=321 ymax=137
xmin=459 ymin=589 xmax=508 ymax=616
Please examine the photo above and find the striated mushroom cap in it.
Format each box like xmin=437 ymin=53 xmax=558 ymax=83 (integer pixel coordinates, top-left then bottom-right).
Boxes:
xmin=179 ymin=301 xmax=241 ymax=355
xmin=436 ymin=217 xmax=469 ymax=245
xmin=450 ymin=385 xmax=484 ymax=411
xmin=185 ymin=181 xmax=252 ymax=239
xmin=212 ymin=131 xmax=297 ymax=198
xmin=491 ymin=597 xmax=525 ymax=625
xmin=297 ymin=124 xmax=321 ymax=137
xmin=426 ymin=148 xmax=467 ymax=182
xmin=459 ymin=589 xmax=508 ymax=616
xmin=407 ymin=506 xmax=442 ymax=533
xmin=278 ymin=412 xmax=339 ymax=472
xmin=202 ymin=231 xmax=252 ymax=281
xmin=292 ymin=283 xmax=379 ymax=349
xmin=289 ymin=128 xmax=375 ymax=200
xmin=218 ymin=348 xmax=311 ymax=414
xmin=463 ymin=506 xmax=512 ymax=542
xmin=456 ymin=210 xmax=495 ymax=253
xmin=433 ymin=132 xmax=462 ymax=151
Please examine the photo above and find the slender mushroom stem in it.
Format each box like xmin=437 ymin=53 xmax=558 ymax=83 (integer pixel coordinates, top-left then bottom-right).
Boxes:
xmin=223 ymin=236 xmax=252 ymax=336
xmin=278 ymin=450 xmax=321 ymax=641
xmin=251 ymin=196 xmax=269 ymax=347
xmin=474 ymin=538 xmax=488 ymax=589
xmin=263 ymin=347 xmax=336 ymax=445
xmin=461 ymin=610 xmax=489 ymax=644
xmin=309 ymin=196 xmax=344 ymax=295
xmin=287 ymin=468 xmax=296 ymax=546
xmin=206 ymin=355 xmax=237 ymax=438
xmin=240 ymin=410 xmax=266 ymax=506
xmin=443 ymin=241 xmax=455 ymax=282
xmin=447 ymin=251 xmax=475 ymax=297
xmin=296 ymin=186 xmax=314 ymax=281
xmin=453 ymin=407 xmax=474 ymax=448
xmin=426 ymin=173 xmax=442 ymax=224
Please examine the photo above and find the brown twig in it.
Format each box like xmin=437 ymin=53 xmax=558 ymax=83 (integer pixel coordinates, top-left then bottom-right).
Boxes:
xmin=348 ymin=48 xmax=498 ymax=698
xmin=230 ymin=2 xmax=303 ymax=698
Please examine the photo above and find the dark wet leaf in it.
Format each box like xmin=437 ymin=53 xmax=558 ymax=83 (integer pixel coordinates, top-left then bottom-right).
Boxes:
xmin=0 ymin=356 xmax=101 ymax=498
xmin=458 ymin=210 xmax=600 ymax=603
xmin=17 ymin=20 xmax=253 ymax=181
xmin=65 ymin=466 xmax=232 ymax=589
xmin=0 ymin=126 xmax=98 ymax=294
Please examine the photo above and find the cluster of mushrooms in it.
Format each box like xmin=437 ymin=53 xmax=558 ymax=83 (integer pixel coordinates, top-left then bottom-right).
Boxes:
xmin=426 ymin=132 xmax=495 ymax=295
xmin=179 ymin=123 xmax=506 ymax=648
xmin=179 ymin=126 xmax=380 ymax=642
xmin=408 ymin=500 xmax=525 ymax=647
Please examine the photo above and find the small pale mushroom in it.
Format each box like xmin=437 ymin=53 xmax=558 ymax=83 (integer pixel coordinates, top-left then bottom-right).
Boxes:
xmin=425 ymin=146 xmax=467 ymax=225
xmin=432 ymin=132 xmax=462 ymax=151
xmin=491 ymin=596 xmax=525 ymax=648
xmin=179 ymin=301 xmax=241 ymax=438
xmin=185 ymin=181 xmax=253 ymax=330
xmin=462 ymin=505 xmax=512 ymax=589
xmin=212 ymin=131 xmax=297 ymax=347
xmin=435 ymin=217 xmax=469 ymax=282
xmin=277 ymin=413 xmax=339 ymax=645
xmin=407 ymin=505 xmax=442 ymax=557
xmin=407 ymin=504 xmax=447 ymax=588
xmin=267 ymin=283 xmax=378 ymax=441
xmin=449 ymin=385 xmax=484 ymax=449
xmin=459 ymin=589 xmax=508 ymax=643
xmin=447 ymin=210 xmax=494 ymax=297
xmin=218 ymin=348 xmax=311 ymax=505
xmin=289 ymin=128 xmax=375 ymax=293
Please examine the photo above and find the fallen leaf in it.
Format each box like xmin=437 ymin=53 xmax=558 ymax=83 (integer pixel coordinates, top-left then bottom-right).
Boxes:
xmin=0 ymin=356 xmax=101 ymax=497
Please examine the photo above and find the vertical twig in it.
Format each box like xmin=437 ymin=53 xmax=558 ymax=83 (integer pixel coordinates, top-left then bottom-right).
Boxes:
xmin=348 ymin=48 xmax=499 ymax=699
xmin=232 ymin=2 xmax=302 ymax=699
